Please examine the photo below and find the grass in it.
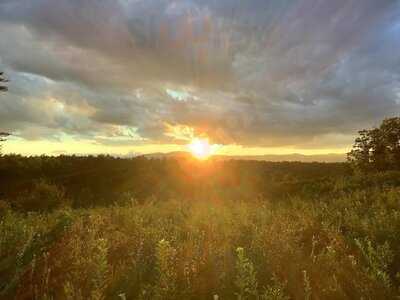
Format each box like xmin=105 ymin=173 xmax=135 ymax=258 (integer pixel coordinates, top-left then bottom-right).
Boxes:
xmin=1 ymin=173 xmax=400 ymax=299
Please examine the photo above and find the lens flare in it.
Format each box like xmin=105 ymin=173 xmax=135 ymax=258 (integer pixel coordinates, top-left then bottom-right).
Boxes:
xmin=187 ymin=138 xmax=214 ymax=159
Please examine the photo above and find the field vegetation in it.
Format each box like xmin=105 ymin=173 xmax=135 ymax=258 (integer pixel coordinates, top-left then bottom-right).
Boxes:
xmin=0 ymin=154 xmax=400 ymax=299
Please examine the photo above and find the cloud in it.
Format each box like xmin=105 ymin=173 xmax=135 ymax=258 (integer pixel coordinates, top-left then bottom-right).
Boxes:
xmin=0 ymin=0 xmax=399 ymax=150
xmin=0 ymin=0 xmax=233 ymax=89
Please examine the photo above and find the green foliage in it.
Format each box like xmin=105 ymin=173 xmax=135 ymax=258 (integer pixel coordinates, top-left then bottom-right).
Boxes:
xmin=1 ymin=158 xmax=400 ymax=299
xmin=261 ymin=275 xmax=289 ymax=300
xmin=0 ymin=210 xmax=73 ymax=298
xmin=355 ymin=238 xmax=394 ymax=289
xmin=348 ymin=117 xmax=400 ymax=172
xmin=0 ymin=155 xmax=349 ymax=209
xmin=235 ymin=247 xmax=258 ymax=299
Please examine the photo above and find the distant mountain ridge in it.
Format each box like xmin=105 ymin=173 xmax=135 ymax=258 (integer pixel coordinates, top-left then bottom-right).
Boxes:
xmin=143 ymin=151 xmax=346 ymax=163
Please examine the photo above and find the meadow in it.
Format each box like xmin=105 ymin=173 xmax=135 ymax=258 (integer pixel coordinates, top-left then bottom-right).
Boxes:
xmin=1 ymin=1 xmax=400 ymax=299
xmin=1 ymin=156 xmax=400 ymax=299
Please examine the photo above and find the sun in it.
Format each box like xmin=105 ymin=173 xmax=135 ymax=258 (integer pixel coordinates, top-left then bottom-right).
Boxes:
xmin=187 ymin=138 xmax=213 ymax=160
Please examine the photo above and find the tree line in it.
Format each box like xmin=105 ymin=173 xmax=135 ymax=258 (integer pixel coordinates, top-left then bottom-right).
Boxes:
xmin=0 ymin=154 xmax=349 ymax=210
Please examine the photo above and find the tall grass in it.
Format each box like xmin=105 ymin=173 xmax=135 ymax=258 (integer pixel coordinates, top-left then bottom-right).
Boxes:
xmin=1 ymin=175 xmax=400 ymax=299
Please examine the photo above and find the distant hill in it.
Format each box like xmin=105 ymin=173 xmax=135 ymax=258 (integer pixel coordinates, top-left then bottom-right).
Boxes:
xmin=143 ymin=151 xmax=346 ymax=163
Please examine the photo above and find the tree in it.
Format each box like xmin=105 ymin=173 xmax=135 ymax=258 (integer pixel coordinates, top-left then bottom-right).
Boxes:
xmin=348 ymin=117 xmax=400 ymax=172
xmin=0 ymin=72 xmax=8 ymax=92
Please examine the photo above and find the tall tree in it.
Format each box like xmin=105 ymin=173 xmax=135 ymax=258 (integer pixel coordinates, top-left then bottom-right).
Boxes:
xmin=348 ymin=117 xmax=400 ymax=172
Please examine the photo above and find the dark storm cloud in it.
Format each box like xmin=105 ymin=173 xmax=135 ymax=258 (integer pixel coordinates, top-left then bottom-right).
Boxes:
xmin=0 ymin=0 xmax=399 ymax=148
xmin=0 ymin=0 xmax=233 ymax=89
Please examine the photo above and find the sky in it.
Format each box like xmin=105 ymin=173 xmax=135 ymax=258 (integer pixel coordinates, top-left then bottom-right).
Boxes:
xmin=0 ymin=0 xmax=399 ymax=157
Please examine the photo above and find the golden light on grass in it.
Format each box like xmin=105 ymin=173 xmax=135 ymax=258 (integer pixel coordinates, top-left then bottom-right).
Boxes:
xmin=187 ymin=138 xmax=216 ymax=160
